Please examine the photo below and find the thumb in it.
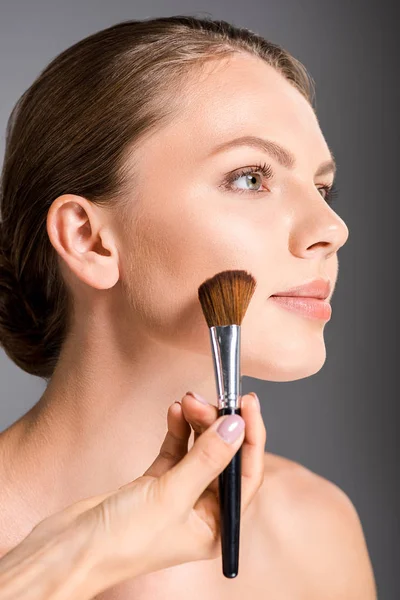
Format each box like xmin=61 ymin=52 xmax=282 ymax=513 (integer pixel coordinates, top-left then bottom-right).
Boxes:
xmin=161 ymin=413 xmax=245 ymax=510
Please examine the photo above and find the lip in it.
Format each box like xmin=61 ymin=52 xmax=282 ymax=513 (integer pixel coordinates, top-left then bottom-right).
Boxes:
xmin=269 ymin=296 xmax=332 ymax=321
xmin=269 ymin=277 xmax=332 ymax=321
xmin=271 ymin=277 xmax=331 ymax=300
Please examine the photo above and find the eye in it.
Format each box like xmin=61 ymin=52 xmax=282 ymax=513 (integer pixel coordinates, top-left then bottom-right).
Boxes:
xmin=318 ymin=182 xmax=339 ymax=206
xmin=220 ymin=163 xmax=340 ymax=207
xmin=219 ymin=162 xmax=274 ymax=195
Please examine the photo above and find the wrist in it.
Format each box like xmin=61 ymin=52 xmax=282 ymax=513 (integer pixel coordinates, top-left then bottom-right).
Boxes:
xmin=0 ymin=515 xmax=110 ymax=600
xmin=80 ymin=509 xmax=145 ymax=591
xmin=56 ymin=512 xmax=111 ymax=599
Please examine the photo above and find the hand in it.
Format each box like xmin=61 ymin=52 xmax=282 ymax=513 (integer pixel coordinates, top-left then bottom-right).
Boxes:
xmin=20 ymin=392 xmax=266 ymax=593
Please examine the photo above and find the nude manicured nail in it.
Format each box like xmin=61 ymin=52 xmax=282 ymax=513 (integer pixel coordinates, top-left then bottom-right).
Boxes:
xmin=186 ymin=391 xmax=209 ymax=405
xmin=217 ymin=415 xmax=245 ymax=443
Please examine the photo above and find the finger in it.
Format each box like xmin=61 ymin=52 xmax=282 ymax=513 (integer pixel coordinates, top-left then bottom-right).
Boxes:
xmin=181 ymin=393 xmax=264 ymax=500
xmin=180 ymin=393 xmax=218 ymax=446
xmin=239 ymin=393 xmax=267 ymax=515
xmin=180 ymin=393 xmax=226 ymax=495
xmin=142 ymin=402 xmax=191 ymax=478
xmin=160 ymin=412 xmax=245 ymax=511
xmin=182 ymin=393 xmax=238 ymax=494
xmin=183 ymin=393 xmax=267 ymax=511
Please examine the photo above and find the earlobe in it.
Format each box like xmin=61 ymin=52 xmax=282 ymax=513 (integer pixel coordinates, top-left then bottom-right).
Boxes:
xmin=46 ymin=194 xmax=120 ymax=290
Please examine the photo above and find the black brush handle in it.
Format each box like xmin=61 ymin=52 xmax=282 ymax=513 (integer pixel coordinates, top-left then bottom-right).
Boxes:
xmin=218 ymin=405 xmax=242 ymax=578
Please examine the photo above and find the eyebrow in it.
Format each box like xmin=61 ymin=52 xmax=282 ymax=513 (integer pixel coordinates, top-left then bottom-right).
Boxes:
xmin=209 ymin=135 xmax=337 ymax=178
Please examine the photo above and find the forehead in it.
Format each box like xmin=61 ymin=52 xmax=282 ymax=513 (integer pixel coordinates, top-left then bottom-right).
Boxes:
xmin=161 ymin=53 xmax=329 ymax=162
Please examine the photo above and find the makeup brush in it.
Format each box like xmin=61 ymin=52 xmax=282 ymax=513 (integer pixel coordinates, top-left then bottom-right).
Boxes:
xmin=198 ymin=269 xmax=257 ymax=578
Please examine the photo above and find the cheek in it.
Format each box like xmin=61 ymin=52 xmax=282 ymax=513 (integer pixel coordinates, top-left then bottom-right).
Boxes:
xmin=136 ymin=194 xmax=280 ymax=298
xmin=121 ymin=195 xmax=279 ymax=342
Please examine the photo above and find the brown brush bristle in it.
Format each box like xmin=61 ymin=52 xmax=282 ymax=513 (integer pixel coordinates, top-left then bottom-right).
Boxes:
xmin=198 ymin=270 xmax=257 ymax=327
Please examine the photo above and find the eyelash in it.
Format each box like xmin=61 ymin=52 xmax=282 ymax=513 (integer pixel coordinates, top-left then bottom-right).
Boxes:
xmin=221 ymin=161 xmax=339 ymax=206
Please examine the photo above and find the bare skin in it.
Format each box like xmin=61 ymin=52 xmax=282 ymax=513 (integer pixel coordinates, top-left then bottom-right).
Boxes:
xmin=0 ymin=397 xmax=376 ymax=598
xmin=0 ymin=52 xmax=376 ymax=597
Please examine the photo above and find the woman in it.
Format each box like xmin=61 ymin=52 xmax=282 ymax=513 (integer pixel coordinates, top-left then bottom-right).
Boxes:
xmin=0 ymin=15 xmax=376 ymax=599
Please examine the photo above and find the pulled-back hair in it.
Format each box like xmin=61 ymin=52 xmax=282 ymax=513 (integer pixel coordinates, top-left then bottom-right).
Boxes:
xmin=0 ymin=15 xmax=316 ymax=380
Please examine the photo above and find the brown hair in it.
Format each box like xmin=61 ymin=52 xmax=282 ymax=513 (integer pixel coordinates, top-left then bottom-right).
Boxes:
xmin=0 ymin=15 xmax=316 ymax=380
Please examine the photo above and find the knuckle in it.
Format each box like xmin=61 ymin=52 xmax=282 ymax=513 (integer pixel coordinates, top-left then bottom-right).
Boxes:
xmin=197 ymin=442 xmax=223 ymax=472
xmin=189 ymin=420 xmax=204 ymax=434
xmin=167 ymin=429 xmax=186 ymax=446
xmin=159 ymin=432 xmax=187 ymax=462
xmin=159 ymin=447 xmax=180 ymax=461
xmin=181 ymin=410 xmax=203 ymax=430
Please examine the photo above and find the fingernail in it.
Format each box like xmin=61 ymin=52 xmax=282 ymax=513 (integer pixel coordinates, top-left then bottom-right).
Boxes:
xmin=249 ymin=392 xmax=260 ymax=409
xmin=186 ymin=391 xmax=209 ymax=405
xmin=217 ymin=415 xmax=245 ymax=443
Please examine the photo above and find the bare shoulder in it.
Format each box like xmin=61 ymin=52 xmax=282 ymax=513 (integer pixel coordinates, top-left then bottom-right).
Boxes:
xmin=260 ymin=452 xmax=377 ymax=599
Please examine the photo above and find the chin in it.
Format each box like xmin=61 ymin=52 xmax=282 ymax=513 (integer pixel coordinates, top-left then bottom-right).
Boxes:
xmin=241 ymin=326 xmax=328 ymax=382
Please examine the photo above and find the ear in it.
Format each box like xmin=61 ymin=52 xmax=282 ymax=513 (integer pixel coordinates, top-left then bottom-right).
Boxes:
xmin=46 ymin=194 xmax=119 ymax=290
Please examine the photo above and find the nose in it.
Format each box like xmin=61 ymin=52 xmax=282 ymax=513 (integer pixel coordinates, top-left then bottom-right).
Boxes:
xmin=289 ymin=187 xmax=349 ymax=259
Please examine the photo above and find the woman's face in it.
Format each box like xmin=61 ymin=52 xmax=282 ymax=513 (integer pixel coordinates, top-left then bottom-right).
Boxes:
xmin=118 ymin=53 xmax=349 ymax=382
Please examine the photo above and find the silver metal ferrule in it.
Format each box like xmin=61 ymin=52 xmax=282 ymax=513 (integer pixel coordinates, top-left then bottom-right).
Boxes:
xmin=209 ymin=324 xmax=242 ymax=411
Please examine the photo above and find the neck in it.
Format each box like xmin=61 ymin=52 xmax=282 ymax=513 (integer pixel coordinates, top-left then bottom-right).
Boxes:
xmin=3 ymin=315 xmax=221 ymax=518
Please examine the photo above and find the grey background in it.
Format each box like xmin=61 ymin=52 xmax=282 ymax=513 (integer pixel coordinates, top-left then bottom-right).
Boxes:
xmin=0 ymin=1 xmax=398 ymax=598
